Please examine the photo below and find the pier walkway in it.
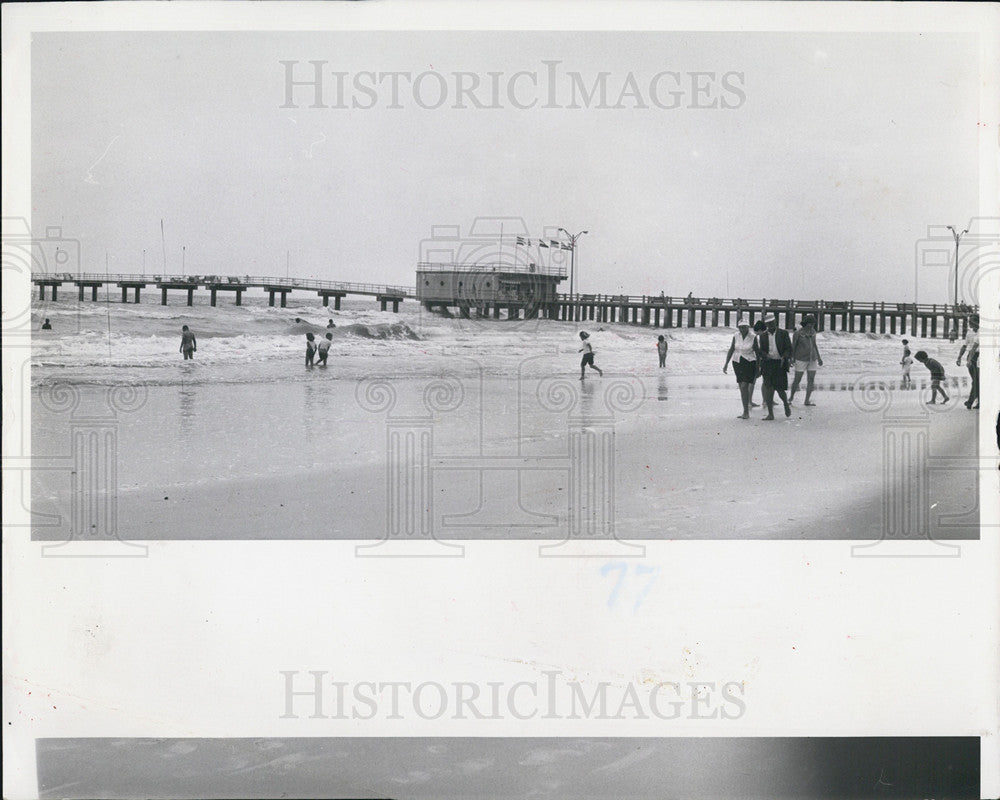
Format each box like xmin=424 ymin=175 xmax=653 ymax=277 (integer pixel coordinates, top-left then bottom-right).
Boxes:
xmin=32 ymin=273 xmax=414 ymax=311
xmin=32 ymin=273 xmax=977 ymax=339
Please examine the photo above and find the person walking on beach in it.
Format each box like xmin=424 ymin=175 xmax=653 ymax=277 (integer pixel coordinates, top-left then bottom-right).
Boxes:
xmin=914 ymin=351 xmax=949 ymax=404
xmin=317 ymin=332 xmax=332 ymax=367
xmin=900 ymin=339 xmax=913 ymax=389
xmin=956 ymin=314 xmax=979 ymax=409
xmin=723 ymin=317 xmax=757 ymax=419
xmin=756 ymin=313 xmax=792 ymax=419
xmin=180 ymin=325 xmax=197 ymax=360
xmin=305 ymin=332 xmax=317 ymax=368
xmin=963 ymin=337 xmax=980 ymax=409
xmin=656 ymin=335 xmax=668 ymax=368
xmin=578 ymin=331 xmax=603 ymax=380
xmin=788 ymin=315 xmax=823 ymax=406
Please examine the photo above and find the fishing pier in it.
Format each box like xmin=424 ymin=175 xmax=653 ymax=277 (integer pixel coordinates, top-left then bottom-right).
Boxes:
xmin=33 ymin=272 xmax=976 ymax=339
xmin=33 ymin=273 xmax=413 ymax=312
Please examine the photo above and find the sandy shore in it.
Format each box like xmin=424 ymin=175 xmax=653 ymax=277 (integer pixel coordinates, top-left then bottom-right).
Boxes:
xmin=31 ymin=368 xmax=978 ymax=541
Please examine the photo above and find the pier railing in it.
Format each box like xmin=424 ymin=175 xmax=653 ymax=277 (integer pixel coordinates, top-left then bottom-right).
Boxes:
xmin=31 ymin=271 xmax=979 ymax=336
xmin=557 ymin=294 xmax=977 ymax=315
xmin=34 ymin=272 xmax=980 ymax=315
xmin=54 ymin=272 xmax=415 ymax=298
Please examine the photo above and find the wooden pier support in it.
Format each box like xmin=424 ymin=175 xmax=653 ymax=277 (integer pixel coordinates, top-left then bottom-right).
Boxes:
xmin=76 ymin=283 xmax=101 ymax=301
xmin=319 ymin=291 xmax=345 ymax=309
xmin=377 ymin=295 xmax=403 ymax=312
xmin=38 ymin=282 xmax=60 ymax=301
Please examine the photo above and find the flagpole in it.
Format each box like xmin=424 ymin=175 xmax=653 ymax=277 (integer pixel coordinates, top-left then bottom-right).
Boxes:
xmin=498 ymin=222 xmax=504 ymax=268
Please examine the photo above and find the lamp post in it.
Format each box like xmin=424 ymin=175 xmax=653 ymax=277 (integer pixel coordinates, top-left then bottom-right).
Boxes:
xmin=182 ymin=245 xmax=186 ymax=277
xmin=946 ymin=225 xmax=967 ymax=308
xmin=557 ymin=228 xmax=588 ymax=298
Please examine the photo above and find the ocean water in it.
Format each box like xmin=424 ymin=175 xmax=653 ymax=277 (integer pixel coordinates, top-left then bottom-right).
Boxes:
xmin=29 ymin=291 xmax=919 ymax=388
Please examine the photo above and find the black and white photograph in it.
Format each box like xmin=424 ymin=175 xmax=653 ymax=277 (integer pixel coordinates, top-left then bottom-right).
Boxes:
xmin=3 ymin=1 xmax=998 ymax=798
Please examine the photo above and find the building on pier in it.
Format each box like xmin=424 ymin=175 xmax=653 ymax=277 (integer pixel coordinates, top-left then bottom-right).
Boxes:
xmin=416 ymin=262 xmax=566 ymax=310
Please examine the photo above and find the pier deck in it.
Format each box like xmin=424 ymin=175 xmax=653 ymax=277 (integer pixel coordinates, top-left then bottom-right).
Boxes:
xmin=32 ymin=273 xmax=977 ymax=339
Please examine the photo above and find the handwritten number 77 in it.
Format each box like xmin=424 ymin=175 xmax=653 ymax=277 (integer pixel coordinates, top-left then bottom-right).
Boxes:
xmin=600 ymin=561 xmax=659 ymax=611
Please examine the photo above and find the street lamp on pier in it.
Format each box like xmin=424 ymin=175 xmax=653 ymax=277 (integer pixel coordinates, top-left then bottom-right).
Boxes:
xmin=946 ymin=225 xmax=967 ymax=308
xmin=557 ymin=228 xmax=588 ymax=298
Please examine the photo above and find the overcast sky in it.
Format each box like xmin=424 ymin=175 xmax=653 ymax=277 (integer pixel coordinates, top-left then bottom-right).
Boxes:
xmin=32 ymin=31 xmax=981 ymax=302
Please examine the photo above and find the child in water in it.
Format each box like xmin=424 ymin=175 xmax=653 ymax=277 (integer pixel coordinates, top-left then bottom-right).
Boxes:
xmin=900 ymin=339 xmax=913 ymax=389
xmin=305 ymin=332 xmax=317 ymax=367
xmin=656 ymin=335 xmax=668 ymax=368
xmin=578 ymin=331 xmax=603 ymax=380
xmin=317 ymin=332 xmax=332 ymax=366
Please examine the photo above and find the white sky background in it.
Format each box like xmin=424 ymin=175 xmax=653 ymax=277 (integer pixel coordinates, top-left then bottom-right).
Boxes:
xmin=32 ymin=31 xmax=979 ymax=302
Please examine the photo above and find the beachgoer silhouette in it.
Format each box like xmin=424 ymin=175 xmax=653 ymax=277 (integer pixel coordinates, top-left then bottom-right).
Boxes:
xmin=788 ymin=315 xmax=823 ymax=406
xmin=756 ymin=314 xmax=792 ymax=419
xmin=656 ymin=335 xmax=668 ymax=368
xmin=41 ymin=318 xmax=52 ymax=330
xmin=900 ymin=339 xmax=913 ymax=389
xmin=305 ymin=332 xmax=316 ymax=367
xmin=578 ymin=331 xmax=603 ymax=380
xmin=317 ymin=332 xmax=332 ymax=366
xmin=914 ymin=351 xmax=949 ymax=404
xmin=180 ymin=325 xmax=197 ymax=360
xmin=723 ymin=317 xmax=757 ymax=419
xmin=957 ymin=314 xmax=979 ymax=409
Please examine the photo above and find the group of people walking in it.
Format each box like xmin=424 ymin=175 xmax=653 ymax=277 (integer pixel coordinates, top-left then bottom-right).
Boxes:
xmin=722 ymin=313 xmax=823 ymax=420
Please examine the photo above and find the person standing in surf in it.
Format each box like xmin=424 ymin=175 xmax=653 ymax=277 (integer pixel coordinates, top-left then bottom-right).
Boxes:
xmin=656 ymin=335 xmax=668 ymax=368
xmin=900 ymin=339 xmax=913 ymax=390
xmin=578 ymin=331 xmax=603 ymax=380
xmin=723 ymin=317 xmax=757 ymax=419
xmin=756 ymin=313 xmax=792 ymax=419
xmin=179 ymin=325 xmax=197 ymax=360
xmin=788 ymin=314 xmax=823 ymax=406
xmin=305 ymin=332 xmax=317 ymax=368
xmin=317 ymin=332 xmax=332 ymax=367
